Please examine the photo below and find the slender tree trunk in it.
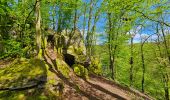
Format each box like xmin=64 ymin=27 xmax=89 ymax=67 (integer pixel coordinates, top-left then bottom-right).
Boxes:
xmin=91 ymin=10 xmax=100 ymax=55
xmin=35 ymin=0 xmax=41 ymax=58
xmin=64 ymin=0 xmax=78 ymax=53
xmin=130 ymin=37 xmax=134 ymax=86
xmin=107 ymin=13 xmax=115 ymax=80
xmin=52 ymin=5 xmax=56 ymax=30
xmin=162 ymin=73 xmax=169 ymax=100
xmin=112 ymin=44 xmax=117 ymax=80
xmin=156 ymin=31 xmax=170 ymax=100
xmin=73 ymin=0 xmax=78 ymax=33
xmin=82 ymin=3 xmax=87 ymax=39
xmin=159 ymin=24 xmax=170 ymax=100
xmin=141 ymin=43 xmax=145 ymax=93
xmin=86 ymin=0 xmax=93 ymax=57
xmin=57 ymin=1 xmax=62 ymax=33
xmin=161 ymin=24 xmax=170 ymax=63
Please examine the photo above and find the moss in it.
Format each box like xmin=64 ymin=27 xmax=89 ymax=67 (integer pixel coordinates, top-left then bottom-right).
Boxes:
xmin=45 ymin=63 xmax=59 ymax=87
xmin=0 ymin=58 xmax=48 ymax=99
xmin=38 ymin=49 xmax=43 ymax=59
xmin=73 ymin=64 xmax=88 ymax=79
xmin=67 ymin=46 xmax=77 ymax=56
xmin=89 ymin=57 xmax=102 ymax=75
xmin=75 ymin=55 xmax=87 ymax=63
xmin=56 ymin=59 xmax=70 ymax=78
xmin=0 ymin=88 xmax=57 ymax=100
xmin=74 ymin=46 xmax=84 ymax=55
xmin=0 ymin=58 xmax=46 ymax=86
xmin=75 ymin=84 xmax=81 ymax=93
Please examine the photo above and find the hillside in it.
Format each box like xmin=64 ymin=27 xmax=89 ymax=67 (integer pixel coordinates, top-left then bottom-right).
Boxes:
xmin=1 ymin=0 xmax=170 ymax=99
xmin=0 ymin=48 xmax=153 ymax=100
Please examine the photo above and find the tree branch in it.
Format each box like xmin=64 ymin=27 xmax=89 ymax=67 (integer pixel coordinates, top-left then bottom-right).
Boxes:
xmin=135 ymin=10 xmax=170 ymax=27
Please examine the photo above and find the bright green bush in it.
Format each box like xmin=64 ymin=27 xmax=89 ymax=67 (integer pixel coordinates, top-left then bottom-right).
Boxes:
xmin=73 ymin=64 xmax=88 ymax=79
xmin=0 ymin=39 xmax=23 ymax=59
xmin=89 ymin=57 xmax=102 ymax=75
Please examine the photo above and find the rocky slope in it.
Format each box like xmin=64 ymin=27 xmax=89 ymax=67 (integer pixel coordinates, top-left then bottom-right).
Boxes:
xmin=0 ymin=29 xmax=154 ymax=100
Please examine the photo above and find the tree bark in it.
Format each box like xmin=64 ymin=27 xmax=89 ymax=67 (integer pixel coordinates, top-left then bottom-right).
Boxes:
xmin=130 ymin=37 xmax=134 ymax=86
xmin=82 ymin=2 xmax=87 ymax=39
xmin=35 ymin=0 xmax=42 ymax=58
xmin=86 ymin=0 xmax=93 ymax=57
xmin=141 ymin=45 xmax=145 ymax=93
xmin=107 ymin=13 xmax=115 ymax=80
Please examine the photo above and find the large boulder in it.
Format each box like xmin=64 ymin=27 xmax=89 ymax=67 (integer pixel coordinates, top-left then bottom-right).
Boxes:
xmin=54 ymin=29 xmax=89 ymax=67
xmin=59 ymin=28 xmax=86 ymax=56
xmin=45 ymin=28 xmax=101 ymax=74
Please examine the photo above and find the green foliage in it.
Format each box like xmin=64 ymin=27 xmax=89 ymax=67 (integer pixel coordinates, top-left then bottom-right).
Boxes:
xmin=97 ymin=43 xmax=169 ymax=100
xmin=73 ymin=64 xmax=88 ymax=79
xmin=89 ymin=57 xmax=102 ymax=75
xmin=75 ymin=47 xmax=84 ymax=55
xmin=0 ymin=0 xmax=169 ymax=99
xmin=0 ymin=38 xmax=34 ymax=59
xmin=56 ymin=59 xmax=70 ymax=78
xmin=0 ymin=39 xmax=22 ymax=59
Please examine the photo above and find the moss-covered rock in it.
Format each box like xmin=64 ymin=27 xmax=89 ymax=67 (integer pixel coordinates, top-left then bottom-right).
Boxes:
xmin=89 ymin=57 xmax=102 ymax=75
xmin=73 ymin=64 xmax=88 ymax=79
xmin=56 ymin=58 xmax=70 ymax=78
xmin=0 ymin=58 xmax=59 ymax=99
xmin=56 ymin=29 xmax=86 ymax=56
xmin=0 ymin=58 xmax=47 ymax=88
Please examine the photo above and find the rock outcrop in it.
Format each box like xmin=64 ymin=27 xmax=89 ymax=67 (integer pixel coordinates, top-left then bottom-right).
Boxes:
xmin=50 ymin=28 xmax=90 ymax=68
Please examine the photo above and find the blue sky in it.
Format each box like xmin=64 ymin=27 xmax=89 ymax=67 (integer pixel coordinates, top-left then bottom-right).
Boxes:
xmin=49 ymin=0 xmax=170 ymax=44
xmin=79 ymin=0 xmax=170 ymax=44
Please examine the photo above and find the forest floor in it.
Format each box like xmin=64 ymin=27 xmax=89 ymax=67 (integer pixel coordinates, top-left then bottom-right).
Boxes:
xmin=0 ymin=48 xmax=154 ymax=100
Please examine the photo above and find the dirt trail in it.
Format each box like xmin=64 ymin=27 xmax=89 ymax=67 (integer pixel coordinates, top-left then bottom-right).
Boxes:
xmin=89 ymin=75 xmax=154 ymax=100
xmin=88 ymin=77 xmax=130 ymax=100
xmin=55 ymin=67 xmax=153 ymax=100
xmin=63 ymin=72 xmax=153 ymax=100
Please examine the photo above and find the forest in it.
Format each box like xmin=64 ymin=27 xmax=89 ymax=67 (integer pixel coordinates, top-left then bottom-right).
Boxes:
xmin=0 ymin=0 xmax=170 ymax=100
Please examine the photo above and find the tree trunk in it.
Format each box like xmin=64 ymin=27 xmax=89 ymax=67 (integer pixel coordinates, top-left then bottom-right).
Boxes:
xmin=35 ymin=0 xmax=42 ymax=58
xmin=91 ymin=9 xmax=100 ymax=55
xmin=52 ymin=5 xmax=56 ymax=30
xmin=86 ymin=0 xmax=93 ymax=57
xmin=161 ymin=24 xmax=170 ymax=63
xmin=130 ymin=37 xmax=134 ymax=86
xmin=73 ymin=0 xmax=78 ymax=33
xmin=82 ymin=2 xmax=87 ymax=39
xmin=156 ymin=30 xmax=170 ymax=100
xmin=163 ymin=73 xmax=169 ymax=100
xmin=107 ymin=13 xmax=115 ymax=80
xmin=141 ymin=43 xmax=145 ymax=93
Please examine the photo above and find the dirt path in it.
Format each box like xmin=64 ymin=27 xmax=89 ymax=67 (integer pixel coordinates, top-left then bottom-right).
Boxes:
xmin=64 ymin=73 xmax=153 ymax=100
xmin=88 ymin=75 xmax=154 ymax=100
xmin=88 ymin=77 xmax=130 ymax=100
xmin=58 ymin=70 xmax=143 ymax=100
xmin=61 ymin=73 xmax=120 ymax=100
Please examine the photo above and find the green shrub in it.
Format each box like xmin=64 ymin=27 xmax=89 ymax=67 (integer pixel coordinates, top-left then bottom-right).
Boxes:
xmin=89 ymin=57 xmax=102 ymax=75
xmin=0 ymin=39 xmax=23 ymax=59
xmin=73 ymin=64 xmax=88 ymax=79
